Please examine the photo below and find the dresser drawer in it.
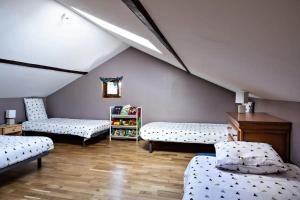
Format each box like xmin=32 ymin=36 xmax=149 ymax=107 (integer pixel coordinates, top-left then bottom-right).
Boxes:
xmin=2 ymin=125 xmax=22 ymax=134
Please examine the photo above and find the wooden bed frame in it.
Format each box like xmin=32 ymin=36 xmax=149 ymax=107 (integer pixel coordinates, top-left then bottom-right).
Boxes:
xmin=0 ymin=151 xmax=49 ymax=173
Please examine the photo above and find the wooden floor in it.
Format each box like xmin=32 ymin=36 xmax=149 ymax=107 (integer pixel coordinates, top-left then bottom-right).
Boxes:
xmin=0 ymin=139 xmax=194 ymax=200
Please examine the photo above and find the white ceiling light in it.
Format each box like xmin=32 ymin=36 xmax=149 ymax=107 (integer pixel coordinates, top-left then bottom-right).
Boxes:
xmin=72 ymin=7 xmax=161 ymax=54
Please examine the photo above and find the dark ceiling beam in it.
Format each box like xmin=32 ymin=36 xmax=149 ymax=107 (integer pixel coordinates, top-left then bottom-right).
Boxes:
xmin=122 ymin=0 xmax=190 ymax=74
xmin=0 ymin=58 xmax=88 ymax=75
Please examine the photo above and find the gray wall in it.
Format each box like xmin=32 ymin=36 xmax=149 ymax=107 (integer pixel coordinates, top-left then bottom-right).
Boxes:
xmin=2 ymin=48 xmax=298 ymax=165
xmin=253 ymin=98 xmax=300 ymax=166
xmin=0 ymin=98 xmax=26 ymax=124
xmin=47 ymin=48 xmax=236 ymax=124
xmin=0 ymin=98 xmax=47 ymax=124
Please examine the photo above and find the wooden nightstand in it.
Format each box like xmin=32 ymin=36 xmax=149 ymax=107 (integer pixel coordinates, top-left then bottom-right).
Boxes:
xmin=0 ymin=124 xmax=22 ymax=136
xmin=227 ymin=112 xmax=291 ymax=162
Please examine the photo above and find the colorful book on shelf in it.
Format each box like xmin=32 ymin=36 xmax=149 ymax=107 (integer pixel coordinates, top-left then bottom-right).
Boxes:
xmin=111 ymin=129 xmax=136 ymax=137
xmin=111 ymin=105 xmax=138 ymax=115
xmin=112 ymin=106 xmax=122 ymax=115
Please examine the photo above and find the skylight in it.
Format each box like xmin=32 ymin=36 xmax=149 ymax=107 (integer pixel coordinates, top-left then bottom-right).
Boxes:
xmin=72 ymin=7 xmax=162 ymax=54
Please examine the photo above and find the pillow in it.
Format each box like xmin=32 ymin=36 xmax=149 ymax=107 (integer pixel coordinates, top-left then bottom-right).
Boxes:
xmin=24 ymin=98 xmax=48 ymax=121
xmin=214 ymin=141 xmax=287 ymax=174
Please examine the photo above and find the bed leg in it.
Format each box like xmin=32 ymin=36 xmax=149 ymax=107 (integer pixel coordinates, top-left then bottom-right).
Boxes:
xmin=149 ymin=141 xmax=153 ymax=153
xmin=37 ymin=158 xmax=42 ymax=169
xmin=82 ymin=139 xmax=86 ymax=147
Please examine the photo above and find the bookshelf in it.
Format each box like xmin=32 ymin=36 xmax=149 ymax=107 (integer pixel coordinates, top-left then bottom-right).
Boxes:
xmin=109 ymin=106 xmax=142 ymax=141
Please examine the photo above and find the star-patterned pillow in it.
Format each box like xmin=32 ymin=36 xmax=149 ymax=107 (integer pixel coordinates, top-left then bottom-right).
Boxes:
xmin=24 ymin=98 xmax=48 ymax=121
xmin=215 ymin=141 xmax=288 ymax=174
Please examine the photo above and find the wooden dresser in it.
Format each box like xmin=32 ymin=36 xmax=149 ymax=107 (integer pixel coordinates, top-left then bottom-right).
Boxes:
xmin=227 ymin=112 xmax=291 ymax=162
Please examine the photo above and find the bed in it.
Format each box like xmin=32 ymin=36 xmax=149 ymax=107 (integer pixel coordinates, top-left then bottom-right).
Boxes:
xmin=22 ymin=118 xmax=110 ymax=143
xmin=183 ymin=155 xmax=300 ymax=200
xmin=22 ymin=98 xmax=110 ymax=146
xmin=0 ymin=135 xmax=54 ymax=173
xmin=140 ymin=122 xmax=228 ymax=152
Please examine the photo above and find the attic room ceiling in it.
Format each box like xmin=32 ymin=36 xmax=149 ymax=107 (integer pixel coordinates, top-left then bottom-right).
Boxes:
xmin=57 ymin=0 xmax=184 ymax=70
xmin=1 ymin=0 xmax=299 ymax=102
xmin=0 ymin=0 xmax=128 ymax=98
xmin=58 ymin=0 xmax=300 ymax=102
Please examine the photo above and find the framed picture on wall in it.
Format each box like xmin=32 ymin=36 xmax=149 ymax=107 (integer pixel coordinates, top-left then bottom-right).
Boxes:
xmin=100 ymin=77 xmax=122 ymax=98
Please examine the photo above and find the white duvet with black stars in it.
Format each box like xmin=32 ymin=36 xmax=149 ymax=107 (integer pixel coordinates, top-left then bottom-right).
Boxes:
xmin=0 ymin=136 xmax=54 ymax=169
xmin=184 ymin=156 xmax=300 ymax=200
xmin=22 ymin=118 xmax=110 ymax=139
xmin=140 ymin=122 xmax=228 ymax=144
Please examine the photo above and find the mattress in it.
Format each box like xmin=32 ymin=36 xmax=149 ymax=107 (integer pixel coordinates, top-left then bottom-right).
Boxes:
xmin=0 ymin=136 xmax=54 ymax=169
xmin=22 ymin=118 xmax=110 ymax=139
xmin=183 ymin=156 xmax=300 ymax=200
xmin=140 ymin=122 xmax=228 ymax=144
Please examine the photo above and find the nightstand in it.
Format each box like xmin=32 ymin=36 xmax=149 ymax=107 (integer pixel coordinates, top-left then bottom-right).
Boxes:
xmin=0 ymin=124 xmax=22 ymax=136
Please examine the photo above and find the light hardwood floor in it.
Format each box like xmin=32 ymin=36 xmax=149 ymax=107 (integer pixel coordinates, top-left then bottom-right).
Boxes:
xmin=0 ymin=139 xmax=193 ymax=200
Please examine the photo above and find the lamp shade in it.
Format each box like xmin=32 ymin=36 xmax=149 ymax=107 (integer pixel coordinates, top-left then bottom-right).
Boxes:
xmin=235 ymin=92 xmax=249 ymax=104
xmin=6 ymin=110 xmax=16 ymax=118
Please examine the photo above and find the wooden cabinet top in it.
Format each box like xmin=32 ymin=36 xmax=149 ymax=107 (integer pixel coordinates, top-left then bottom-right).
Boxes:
xmin=227 ymin=112 xmax=291 ymax=161
xmin=227 ymin=112 xmax=291 ymax=124
xmin=0 ymin=124 xmax=22 ymax=129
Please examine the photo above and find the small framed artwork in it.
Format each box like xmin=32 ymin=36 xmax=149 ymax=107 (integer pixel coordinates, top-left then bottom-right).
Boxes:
xmin=100 ymin=77 xmax=123 ymax=98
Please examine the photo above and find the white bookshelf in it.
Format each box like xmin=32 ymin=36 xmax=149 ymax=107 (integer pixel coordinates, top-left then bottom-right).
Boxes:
xmin=109 ymin=106 xmax=142 ymax=141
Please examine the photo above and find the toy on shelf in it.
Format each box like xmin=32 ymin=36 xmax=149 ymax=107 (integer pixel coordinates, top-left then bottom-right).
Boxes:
xmin=129 ymin=119 xmax=136 ymax=126
xmin=112 ymin=119 xmax=117 ymax=125
xmin=112 ymin=129 xmax=118 ymax=136
xmin=112 ymin=105 xmax=138 ymax=116
xmin=112 ymin=129 xmax=125 ymax=136
xmin=128 ymin=106 xmax=137 ymax=115
xmin=112 ymin=129 xmax=128 ymax=136
xmin=121 ymin=105 xmax=131 ymax=115
xmin=128 ymin=130 xmax=136 ymax=137
xmin=112 ymin=119 xmax=136 ymax=127
xmin=122 ymin=120 xmax=129 ymax=126
xmin=112 ymin=106 xmax=122 ymax=115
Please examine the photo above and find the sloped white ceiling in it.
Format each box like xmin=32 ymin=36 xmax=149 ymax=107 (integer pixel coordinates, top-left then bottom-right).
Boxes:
xmin=140 ymin=0 xmax=300 ymax=102
xmin=1 ymin=0 xmax=299 ymax=101
xmin=59 ymin=0 xmax=300 ymax=102
xmin=58 ymin=0 xmax=185 ymax=71
xmin=0 ymin=64 xmax=81 ymax=98
xmin=0 ymin=0 xmax=128 ymax=98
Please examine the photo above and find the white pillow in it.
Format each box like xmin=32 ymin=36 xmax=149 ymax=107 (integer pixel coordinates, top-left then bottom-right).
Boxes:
xmin=214 ymin=141 xmax=288 ymax=174
xmin=24 ymin=98 xmax=48 ymax=121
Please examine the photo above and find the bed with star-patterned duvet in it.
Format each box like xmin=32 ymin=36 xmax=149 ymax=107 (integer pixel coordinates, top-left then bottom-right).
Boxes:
xmin=22 ymin=118 xmax=110 ymax=139
xmin=140 ymin=122 xmax=228 ymax=144
xmin=183 ymin=155 xmax=300 ymax=200
xmin=0 ymin=136 xmax=54 ymax=169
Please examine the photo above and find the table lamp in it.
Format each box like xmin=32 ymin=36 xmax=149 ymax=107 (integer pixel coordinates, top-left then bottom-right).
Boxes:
xmin=6 ymin=110 xmax=16 ymax=125
xmin=235 ymin=92 xmax=248 ymax=113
